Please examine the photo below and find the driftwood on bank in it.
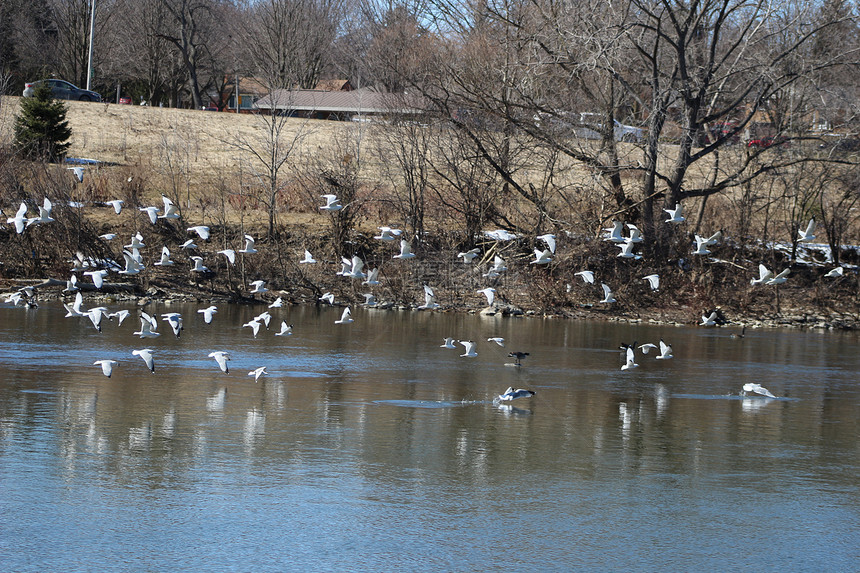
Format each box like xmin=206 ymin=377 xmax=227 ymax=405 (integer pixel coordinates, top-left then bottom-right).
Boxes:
xmin=15 ymin=278 xmax=139 ymax=294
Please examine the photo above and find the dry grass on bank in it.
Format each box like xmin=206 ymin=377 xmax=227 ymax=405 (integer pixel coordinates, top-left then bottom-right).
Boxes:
xmin=1 ymin=95 xmax=859 ymax=326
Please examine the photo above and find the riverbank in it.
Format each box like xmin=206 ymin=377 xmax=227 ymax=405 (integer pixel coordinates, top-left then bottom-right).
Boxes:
xmin=3 ymin=221 xmax=858 ymax=332
xmin=1 ymin=97 xmax=859 ymax=330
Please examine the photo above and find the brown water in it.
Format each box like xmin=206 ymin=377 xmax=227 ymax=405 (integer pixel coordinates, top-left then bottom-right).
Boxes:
xmin=1 ymin=302 xmax=858 ymax=571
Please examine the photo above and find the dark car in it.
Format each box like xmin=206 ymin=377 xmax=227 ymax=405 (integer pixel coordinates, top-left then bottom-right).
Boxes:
xmin=23 ymin=79 xmax=102 ymax=102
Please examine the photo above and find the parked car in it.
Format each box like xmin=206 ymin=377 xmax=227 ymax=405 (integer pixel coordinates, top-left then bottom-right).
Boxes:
xmin=22 ymin=79 xmax=102 ymax=102
xmin=747 ymin=136 xmax=788 ymax=149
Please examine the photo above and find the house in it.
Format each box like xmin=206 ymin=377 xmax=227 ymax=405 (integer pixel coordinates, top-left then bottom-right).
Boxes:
xmin=210 ymin=77 xmax=269 ymax=112
xmin=254 ymin=87 xmax=426 ymax=121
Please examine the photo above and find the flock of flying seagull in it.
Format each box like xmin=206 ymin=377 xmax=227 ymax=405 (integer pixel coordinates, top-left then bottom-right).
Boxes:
xmin=3 ymin=178 xmax=843 ymax=402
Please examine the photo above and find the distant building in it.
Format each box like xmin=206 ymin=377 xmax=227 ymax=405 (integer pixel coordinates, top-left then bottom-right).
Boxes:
xmin=254 ymin=86 xmax=426 ymax=121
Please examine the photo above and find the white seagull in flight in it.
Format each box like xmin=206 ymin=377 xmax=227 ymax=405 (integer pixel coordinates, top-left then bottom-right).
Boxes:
xmin=94 ymin=359 xmax=118 ymax=378
xmin=208 ymin=351 xmax=230 ymax=374
xmin=132 ymin=349 xmax=155 ymax=373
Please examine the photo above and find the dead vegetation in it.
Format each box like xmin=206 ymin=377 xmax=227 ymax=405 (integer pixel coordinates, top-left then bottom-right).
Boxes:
xmin=1 ymin=97 xmax=859 ymax=327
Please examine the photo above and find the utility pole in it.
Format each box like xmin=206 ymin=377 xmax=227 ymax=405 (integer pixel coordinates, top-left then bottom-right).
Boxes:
xmin=86 ymin=0 xmax=96 ymax=90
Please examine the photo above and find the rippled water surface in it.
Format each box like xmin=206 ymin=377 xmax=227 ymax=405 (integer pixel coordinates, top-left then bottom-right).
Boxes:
xmin=1 ymin=302 xmax=858 ymax=571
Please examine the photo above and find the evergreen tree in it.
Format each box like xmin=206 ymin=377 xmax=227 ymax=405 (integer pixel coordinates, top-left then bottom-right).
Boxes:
xmin=13 ymin=82 xmax=72 ymax=162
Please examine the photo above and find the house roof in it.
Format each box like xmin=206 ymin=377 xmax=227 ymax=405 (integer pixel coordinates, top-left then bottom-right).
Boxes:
xmin=254 ymin=87 xmax=426 ymax=115
xmin=313 ymin=79 xmax=352 ymax=91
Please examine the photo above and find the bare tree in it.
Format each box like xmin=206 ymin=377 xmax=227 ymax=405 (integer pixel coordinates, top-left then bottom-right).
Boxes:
xmin=158 ymin=0 xmax=219 ymax=108
xmin=224 ymin=104 xmax=313 ymax=239
xmin=238 ymin=0 xmax=342 ymax=90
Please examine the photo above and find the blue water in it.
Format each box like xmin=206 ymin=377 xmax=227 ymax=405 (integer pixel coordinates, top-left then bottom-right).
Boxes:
xmin=0 ymin=302 xmax=858 ymax=571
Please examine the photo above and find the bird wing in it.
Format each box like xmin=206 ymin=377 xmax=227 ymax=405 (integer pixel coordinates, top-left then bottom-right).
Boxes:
xmin=602 ymin=283 xmax=612 ymax=297
xmin=771 ymin=268 xmax=790 ymax=281
xmin=706 ymin=230 xmax=722 ymax=245
xmin=541 ymin=234 xmax=556 ymax=252
xmin=461 ymin=340 xmax=475 ymax=353
xmin=758 ymin=264 xmax=773 ymax=281
xmin=803 ymin=218 xmax=815 ymax=236
xmin=221 ymin=250 xmax=236 ymax=264
xmin=626 ymin=347 xmax=636 ymax=365
xmin=659 ymin=339 xmax=672 ymax=355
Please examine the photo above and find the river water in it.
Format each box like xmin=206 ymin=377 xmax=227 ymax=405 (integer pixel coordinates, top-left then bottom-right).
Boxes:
xmin=0 ymin=301 xmax=858 ymax=571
